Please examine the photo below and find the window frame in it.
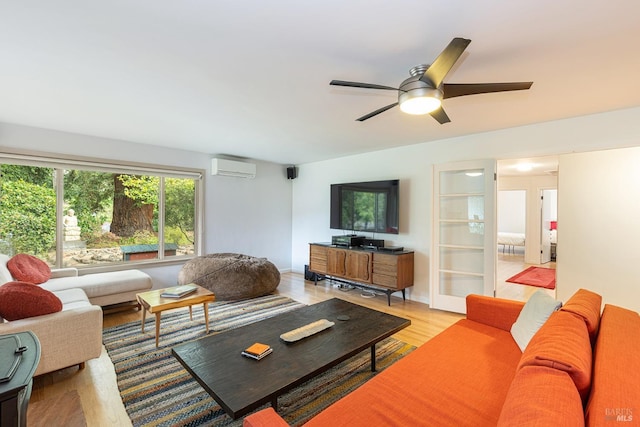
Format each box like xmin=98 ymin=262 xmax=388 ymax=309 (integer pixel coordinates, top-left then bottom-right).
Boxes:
xmin=1 ymin=148 xmax=204 ymax=272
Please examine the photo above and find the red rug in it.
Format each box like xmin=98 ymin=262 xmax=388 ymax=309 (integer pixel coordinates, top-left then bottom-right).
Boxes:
xmin=506 ymin=266 xmax=556 ymax=289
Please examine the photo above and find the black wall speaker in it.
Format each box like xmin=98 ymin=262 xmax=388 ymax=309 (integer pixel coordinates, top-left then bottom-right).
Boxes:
xmin=287 ymin=166 xmax=298 ymax=179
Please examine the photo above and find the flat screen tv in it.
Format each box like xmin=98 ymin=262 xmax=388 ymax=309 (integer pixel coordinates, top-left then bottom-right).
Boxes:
xmin=330 ymin=179 xmax=399 ymax=234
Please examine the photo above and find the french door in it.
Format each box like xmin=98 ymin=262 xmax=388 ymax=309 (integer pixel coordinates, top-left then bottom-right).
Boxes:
xmin=431 ymin=160 xmax=497 ymax=313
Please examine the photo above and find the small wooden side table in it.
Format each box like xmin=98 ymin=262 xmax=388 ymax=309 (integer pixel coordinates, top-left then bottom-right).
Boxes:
xmin=136 ymin=285 xmax=215 ymax=347
xmin=0 ymin=331 xmax=40 ymax=427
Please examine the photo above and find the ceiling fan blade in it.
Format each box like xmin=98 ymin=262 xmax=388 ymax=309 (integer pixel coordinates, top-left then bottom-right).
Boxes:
xmin=443 ymin=82 xmax=533 ymax=99
xmin=421 ymin=37 xmax=471 ymax=88
xmin=330 ymin=80 xmax=398 ymax=91
xmin=429 ymin=106 xmax=451 ymax=124
xmin=356 ymin=102 xmax=399 ymax=121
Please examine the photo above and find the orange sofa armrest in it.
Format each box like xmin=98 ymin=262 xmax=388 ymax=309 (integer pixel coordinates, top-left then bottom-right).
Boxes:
xmin=243 ymin=408 xmax=290 ymax=427
xmin=466 ymin=294 xmax=525 ymax=331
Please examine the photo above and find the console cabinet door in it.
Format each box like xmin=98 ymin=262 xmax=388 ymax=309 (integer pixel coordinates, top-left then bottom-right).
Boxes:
xmin=326 ymin=248 xmax=347 ymax=276
xmin=345 ymin=251 xmax=372 ymax=283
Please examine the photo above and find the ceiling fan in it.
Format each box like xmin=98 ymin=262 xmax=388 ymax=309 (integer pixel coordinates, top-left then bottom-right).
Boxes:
xmin=330 ymin=37 xmax=533 ymax=124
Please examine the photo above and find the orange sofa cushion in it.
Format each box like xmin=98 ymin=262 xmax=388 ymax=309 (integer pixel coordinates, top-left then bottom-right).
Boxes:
xmin=497 ymin=365 xmax=584 ymax=427
xmin=242 ymin=407 xmax=288 ymax=427
xmin=561 ymin=288 xmax=602 ymax=343
xmin=302 ymin=319 xmax=522 ymax=427
xmin=518 ymin=310 xmax=592 ymax=401
xmin=585 ymin=304 xmax=640 ymax=427
xmin=466 ymin=294 xmax=524 ymax=331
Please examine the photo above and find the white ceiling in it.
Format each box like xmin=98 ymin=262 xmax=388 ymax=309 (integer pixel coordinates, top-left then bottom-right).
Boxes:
xmin=1 ymin=1 xmax=639 ymax=165
xmin=498 ymin=156 xmax=558 ymax=177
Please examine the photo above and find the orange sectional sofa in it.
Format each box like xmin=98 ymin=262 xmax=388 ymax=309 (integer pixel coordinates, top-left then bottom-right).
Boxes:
xmin=244 ymin=289 xmax=640 ymax=426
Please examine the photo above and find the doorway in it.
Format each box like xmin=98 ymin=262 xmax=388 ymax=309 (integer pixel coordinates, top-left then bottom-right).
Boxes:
xmin=496 ymin=157 xmax=557 ymax=301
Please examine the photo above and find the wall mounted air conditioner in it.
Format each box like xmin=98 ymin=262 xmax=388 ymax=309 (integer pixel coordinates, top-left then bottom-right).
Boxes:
xmin=211 ymin=158 xmax=256 ymax=178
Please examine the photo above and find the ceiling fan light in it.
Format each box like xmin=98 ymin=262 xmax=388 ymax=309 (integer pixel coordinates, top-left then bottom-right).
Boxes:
xmin=400 ymin=97 xmax=442 ymax=115
xmin=398 ymin=87 xmax=443 ymax=115
xmin=515 ymin=163 xmax=534 ymax=172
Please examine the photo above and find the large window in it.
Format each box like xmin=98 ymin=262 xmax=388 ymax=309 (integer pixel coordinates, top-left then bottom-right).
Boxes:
xmin=0 ymin=152 xmax=202 ymax=269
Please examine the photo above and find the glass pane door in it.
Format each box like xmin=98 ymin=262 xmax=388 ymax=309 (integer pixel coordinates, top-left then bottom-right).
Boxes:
xmin=431 ymin=160 xmax=497 ymax=313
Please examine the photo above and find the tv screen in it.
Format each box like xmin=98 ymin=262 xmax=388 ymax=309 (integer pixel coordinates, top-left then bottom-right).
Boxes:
xmin=330 ymin=180 xmax=399 ymax=234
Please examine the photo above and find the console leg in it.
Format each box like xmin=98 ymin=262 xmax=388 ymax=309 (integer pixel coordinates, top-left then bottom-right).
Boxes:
xmin=402 ymin=289 xmax=406 ymax=301
xmin=370 ymin=344 xmax=376 ymax=372
xmin=272 ymin=396 xmax=278 ymax=412
xmin=387 ymin=292 xmax=391 ymax=306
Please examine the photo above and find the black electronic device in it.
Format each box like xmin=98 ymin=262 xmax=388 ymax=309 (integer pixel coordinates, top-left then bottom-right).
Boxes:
xmin=361 ymin=238 xmax=385 ymax=249
xmin=330 ymin=179 xmax=399 ymax=234
xmin=379 ymin=246 xmax=404 ymax=252
xmin=304 ymin=264 xmax=325 ymax=281
xmin=287 ymin=166 xmax=298 ymax=179
xmin=332 ymin=235 xmax=365 ymax=247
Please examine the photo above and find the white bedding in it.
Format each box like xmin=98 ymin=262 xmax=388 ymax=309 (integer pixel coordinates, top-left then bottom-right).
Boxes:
xmin=498 ymin=232 xmax=525 ymax=246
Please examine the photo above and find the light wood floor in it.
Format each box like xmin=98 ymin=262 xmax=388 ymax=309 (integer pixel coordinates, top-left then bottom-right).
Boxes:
xmin=495 ymin=249 xmax=556 ymax=301
xmin=29 ymin=258 xmax=551 ymax=427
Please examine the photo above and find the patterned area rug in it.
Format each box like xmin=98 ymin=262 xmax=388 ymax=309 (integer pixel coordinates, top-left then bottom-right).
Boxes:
xmin=103 ymin=295 xmax=415 ymax=426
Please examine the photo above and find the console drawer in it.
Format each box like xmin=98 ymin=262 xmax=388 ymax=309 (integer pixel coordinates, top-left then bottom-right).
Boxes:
xmin=373 ymin=273 xmax=398 ymax=289
xmin=373 ymin=252 xmax=414 ymax=290
xmin=309 ymin=245 xmax=328 ymax=274
xmin=373 ymin=253 xmax=398 ymax=266
xmin=373 ymin=263 xmax=398 ymax=276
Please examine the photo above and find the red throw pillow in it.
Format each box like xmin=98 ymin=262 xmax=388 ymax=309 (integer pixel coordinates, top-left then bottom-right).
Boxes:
xmin=7 ymin=254 xmax=52 ymax=284
xmin=0 ymin=281 xmax=62 ymax=321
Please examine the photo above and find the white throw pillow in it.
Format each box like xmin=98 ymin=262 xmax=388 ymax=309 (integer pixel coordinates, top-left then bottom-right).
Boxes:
xmin=510 ymin=290 xmax=562 ymax=351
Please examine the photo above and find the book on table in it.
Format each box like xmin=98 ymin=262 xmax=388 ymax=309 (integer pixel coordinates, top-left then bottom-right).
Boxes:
xmin=160 ymin=284 xmax=198 ymax=298
xmin=242 ymin=342 xmax=272 ymax=360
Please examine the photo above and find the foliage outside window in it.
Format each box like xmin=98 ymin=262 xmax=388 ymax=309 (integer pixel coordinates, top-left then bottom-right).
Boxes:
xmin=340 ymin=189 xmax=389 ymax=232
xmin=0 ymin=157 xmax=201 ymax=268
xmin=467 ymin=196 xmax=485 ymax=235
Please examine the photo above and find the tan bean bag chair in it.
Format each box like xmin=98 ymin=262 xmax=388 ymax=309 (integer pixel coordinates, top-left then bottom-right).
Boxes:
xmin=177 ymin=253 xmax=280 ymax=300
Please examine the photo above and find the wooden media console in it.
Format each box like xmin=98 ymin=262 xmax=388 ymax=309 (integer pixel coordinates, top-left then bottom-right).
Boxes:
xmin=308 ymin=243 xmax=414 ymax=305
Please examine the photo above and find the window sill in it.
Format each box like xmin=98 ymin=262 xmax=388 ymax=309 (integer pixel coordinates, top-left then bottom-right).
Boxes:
xmin=73 ymin=255 xmax=196 ymax=275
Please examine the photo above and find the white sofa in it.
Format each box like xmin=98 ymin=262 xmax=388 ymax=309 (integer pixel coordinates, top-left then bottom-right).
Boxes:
xmin=39 ymin=266 xmax=153 ymax=307
xmin=0 ymin=254 xmax=153 ymax=375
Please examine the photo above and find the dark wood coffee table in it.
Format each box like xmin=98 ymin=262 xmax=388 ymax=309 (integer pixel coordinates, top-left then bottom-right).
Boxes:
xmin=172 ymin=298 xmax=410 ymax=420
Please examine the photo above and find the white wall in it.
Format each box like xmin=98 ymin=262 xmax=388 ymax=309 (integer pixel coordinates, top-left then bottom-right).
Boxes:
xmin=498 ymin=190 xmax=526 ymax=233
xmin=292 ymin=106 xmax=640 ymax=305
xmin=557 ymin=146 xmax=640 ymax=312
xmin=0 ymin=122 xmax=293 ymax=287
xmin=206 ymin=164 xmax=293 ymax=270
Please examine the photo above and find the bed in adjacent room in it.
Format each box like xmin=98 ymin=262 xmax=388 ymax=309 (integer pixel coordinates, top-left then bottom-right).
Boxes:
xmin=498 ymin=232 xmax=525 ymax=254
